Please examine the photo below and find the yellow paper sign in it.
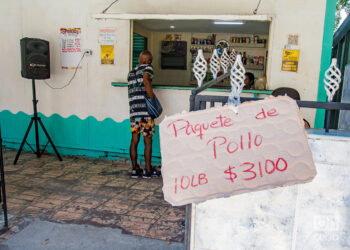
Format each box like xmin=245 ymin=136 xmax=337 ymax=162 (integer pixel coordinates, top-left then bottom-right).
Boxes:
xmin=282 ymin=49 xmax=299 ymax=72
xmin=159 ymin=96 xmax=316 ymax=206
xmin=101 ymin=45 xmax=114 ymax=64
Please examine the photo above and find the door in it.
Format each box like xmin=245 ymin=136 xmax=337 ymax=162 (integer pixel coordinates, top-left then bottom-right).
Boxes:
xmin=132 ymin=33 xmax=147 ymax=68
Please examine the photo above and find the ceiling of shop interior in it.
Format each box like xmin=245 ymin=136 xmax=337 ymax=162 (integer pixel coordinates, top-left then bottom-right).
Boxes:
xmin=134 ymin=20 xmax=270 ymax=35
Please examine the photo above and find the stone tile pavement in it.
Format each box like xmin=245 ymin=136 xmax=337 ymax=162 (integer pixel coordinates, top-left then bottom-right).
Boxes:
xmin=0 ymin=149 xmax=185 ymax=244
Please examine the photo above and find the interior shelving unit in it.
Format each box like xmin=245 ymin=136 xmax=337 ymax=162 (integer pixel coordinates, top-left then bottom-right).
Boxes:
xmin=190 ymin=38 xmax=267 ymax=84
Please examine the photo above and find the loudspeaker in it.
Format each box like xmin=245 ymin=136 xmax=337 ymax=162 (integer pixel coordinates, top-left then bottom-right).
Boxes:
xmin=20 ymin=38 xmax=50 ymax=79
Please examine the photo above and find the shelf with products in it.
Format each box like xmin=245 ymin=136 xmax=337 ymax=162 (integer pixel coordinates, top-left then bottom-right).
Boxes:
xmin=190 ymin=58 xmax=211 ymax=65
xmin=190 ymin=44 xmax=215 ymax=47
xmin=190 ymin=63 xmax=264 ymax=71
xmin=239 ymin=51 xmax=265 ymax=71
xmin=191 ymin=35 xmax=216 ymax=46
xmin=190 ymin=43 xmax=266 ymax=49
xmin=190 ymin=58 xmax=265 ymax=71
xmin=189 ymin=45 xmax=266 ymax=71
xmin=190 ymin=47 xmax=213 ymax=67
xmin=230 ymin=35 xmax=267 ymax=45
xmin=230 ymin=42 xmax=266 ymax=48
xmin=191 ymin=62 xmax=264 ymax=70
xmin=190 ymin=45 xmax=215 ymax=55
xmin=245 ymin=64 xmax=264 ymax=70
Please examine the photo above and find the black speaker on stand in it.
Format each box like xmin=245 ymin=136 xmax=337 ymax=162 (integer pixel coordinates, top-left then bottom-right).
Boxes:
xmin=14 ymin=38 xmax=62 ymax=164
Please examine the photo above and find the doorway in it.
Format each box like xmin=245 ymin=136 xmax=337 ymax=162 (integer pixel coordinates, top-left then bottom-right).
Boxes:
xmin=132 ymin=19 xmax=270 ymax=87
xmin=132 ymin=33 xmax=147 ymax=68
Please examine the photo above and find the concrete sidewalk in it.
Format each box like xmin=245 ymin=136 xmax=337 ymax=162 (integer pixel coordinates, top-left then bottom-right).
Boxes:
xmin=1 ymin=219 xmax=183 ymax=250
xmin=0 ymin=149 xmax=185 ymax=247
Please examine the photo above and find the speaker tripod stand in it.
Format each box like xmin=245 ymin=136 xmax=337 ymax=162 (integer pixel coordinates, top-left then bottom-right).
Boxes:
xmin=14 ymin=79 xmax=62 ymax=164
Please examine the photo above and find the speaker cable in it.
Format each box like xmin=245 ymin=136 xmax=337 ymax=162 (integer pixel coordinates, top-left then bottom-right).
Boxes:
xmin=42 ymin=51 xmax=88 ymax=90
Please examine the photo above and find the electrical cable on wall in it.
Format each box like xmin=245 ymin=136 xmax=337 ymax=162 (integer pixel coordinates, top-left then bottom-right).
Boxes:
xmin=253 ymin=0 xmax=262 ymax=14
xmin=102 ymin=0 xmax=120 ymax=14
xmin=42 ymin=51 xmax=87 ymax=90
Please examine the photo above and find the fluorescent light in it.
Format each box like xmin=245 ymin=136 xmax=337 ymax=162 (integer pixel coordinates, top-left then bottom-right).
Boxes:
xmin=170 ymin=25 xmax=175 ymax=29
xmin=214 ymin=21 xmax=244 ymax=25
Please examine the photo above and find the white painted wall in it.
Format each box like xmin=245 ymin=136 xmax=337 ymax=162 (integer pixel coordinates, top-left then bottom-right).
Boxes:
xmin=192 ymin=131 xmax=350 ymax=250
xmin=96 ymin=0 xmax=328 ymax=125
xmin=94 ymin=0 xmax=327 ymax=98
xmin=0 ymin=0 xmax=327 ymax=127
xmin=0 ymin=0 xmax=132 ymax=122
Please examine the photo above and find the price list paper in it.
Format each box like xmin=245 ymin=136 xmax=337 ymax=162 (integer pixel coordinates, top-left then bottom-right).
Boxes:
xmin=60 ymin=28 xmax=82 ymax=69
xmin=159 ymin=96 xmax=316 ymax=206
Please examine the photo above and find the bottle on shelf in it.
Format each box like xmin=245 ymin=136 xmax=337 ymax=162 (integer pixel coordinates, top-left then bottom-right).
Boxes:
xmin=242 ymin=52 xmax=247 ymax=65
xmin=191 ymin=37 xmax=216 ymax=45
xmin=211 ymin=34 xmax=216 ymax=44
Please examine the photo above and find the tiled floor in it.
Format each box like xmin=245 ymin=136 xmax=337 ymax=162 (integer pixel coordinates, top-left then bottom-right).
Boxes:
xmin=0 ymin=149 xmax=185 ymax=243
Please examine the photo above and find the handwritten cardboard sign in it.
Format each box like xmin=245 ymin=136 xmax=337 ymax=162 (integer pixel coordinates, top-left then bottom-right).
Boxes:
xmin=159 ymin=96 xmax=316 ymax=206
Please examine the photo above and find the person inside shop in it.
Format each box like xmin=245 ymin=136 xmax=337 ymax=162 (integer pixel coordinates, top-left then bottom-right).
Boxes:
xmin=127 ymin=50 xmax=161 ymax=179
xmin=272 ymin=87 xmax=311 ymax=128
xmin=244 ymin=72 xmax=255 ymax=90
